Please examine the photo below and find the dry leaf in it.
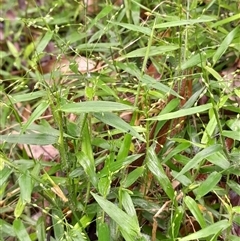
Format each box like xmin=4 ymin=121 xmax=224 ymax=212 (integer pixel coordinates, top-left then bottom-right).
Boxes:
xmin=23 ymin=144 xmax=59 ymax=160
xmin=39 ymin=56 xmax=96 ymax=74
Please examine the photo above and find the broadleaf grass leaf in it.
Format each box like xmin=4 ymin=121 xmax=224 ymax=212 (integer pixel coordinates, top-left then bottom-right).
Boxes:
xmin=125 ymin=45 xmax=179 ymax=58
xmin=13 ymin=219 xmax=32 ymax=241
xmin=36 ymin=31 xmax=53 ymax=53
xmin=148 ymin=103 xmax=212 ymax=121
xmin=155 ymin=16 xmax=216 ymax=28
xmin=91 ymin=192 xmax=141 ymax=238
xmin=195 ymin=172 xmax=222 ymax=200
xmin=213 ymin=26 xmax=239 ymax=65
xmin=109 ymin=21 xmax=151 ymax=35
xmin=60 ymin=101 xmax=134 ymax=113
xmin=184 ymin=196 xmax=207 ymax=229
xmin=0 ymin=133 xmax=57 ymax=145
xmin=147 ymin=146 xmax=174 ymax=200
xmin=178 ymin=219 xmax=230 ymax=241
xmin=174 ymin=145 xmax=222 ymax=179
xmin=94 ymin=112 xmax=145 ymax=142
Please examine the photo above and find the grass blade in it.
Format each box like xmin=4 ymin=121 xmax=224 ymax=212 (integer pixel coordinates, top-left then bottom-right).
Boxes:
xmin=178 ymin=219 xmax=230 ymax=241
xmin=175 ymin=144 xmax=222 ymax=179
xmin=195 ymin=172 xmax=222 ymax=200
xmin=0 ymin=133 xmax=57 ymax=145
xmin=147 ymin=146 xmax=174 ymax=200
xmin=184 ymin=196 xmax=207 ymax=229
xmin=124 ymin=45 xmax=179 ymax=58
xmin=91 ymin=192 xmax=141 ymax=238
xmin=60 ymin=101 xmax=135 ymax=113
xmin=94 ymin=112 xmax=145 ymax=142
xmin=19 ymin=170 xmax=32 ymax=203
xmin=149 ymin=103 xmax=212 ymax=121
xmin=213 ymin=26 xmax=239 ymax=65
xmin=13 ymin=219 xmax=32 ymax=241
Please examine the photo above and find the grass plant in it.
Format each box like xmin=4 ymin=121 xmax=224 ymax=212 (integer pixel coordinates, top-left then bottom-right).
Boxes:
xmin=0 ymin=0 xmax=240 ymax=240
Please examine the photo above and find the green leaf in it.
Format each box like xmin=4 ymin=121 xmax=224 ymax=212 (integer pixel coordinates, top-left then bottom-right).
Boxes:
xmin=7 ymin=91 xmax=46 ymax=104
xmin=155 ymin=16 xmax=216 ymax=28
xmin=195 ymin=172 xmax=222 ymax=200
xmin=88 ymin=5 xmax=113 ymax=30
xmin=98 ymin=222 xmax=111 ymax=241
xmin=98 ymin=176 xmax=111 ymax=197
xmin=227 ymin=180 xmax=240 ymax=196
xmin=201 ymin=110 xmax=217 ymax=144
xmin=36 ymin=217 xmax=46 ymax=241
xmin=141 ymin=74 xmax=182 ymax=98
xmin=181 ymin=50 xmax=215 ymax=70
xmin=60 ymin=101 xmax=134 ymax=113
xmin=178 ymin=219 xmax=230 ymax=241
xmin=109 ymin=21 xmax=151 ymax=35
xmin=36 ymin=31 xmax=53 ymax=53
xmin=52 ymin=209 xmax=64 ymax=240
xmin=94 ymin=112 xmax=145 ymax=142
xmin=124 ymin=45 xmax=179 ymax=58
xmin=77 ymin=151 xmax=98 ymax=188
xmin=0 ymin=219 xmax=15 ymax=236
xmin=121 ymin=190 xmax=138 ymax=224
xmin=122 ymin=166 xmax=144 ymax=188
xmin=116 ymin=134 xmax=133 ymax=162
xmin=0 ymin=133 xmax=57 ymax=145
xmin=13 ymin=219 xmax=32 ymax=241
xmin=7 ymin=40 xmax=19 ymax=57
xmin=91 ymin=192 xmax=141 ymax=238
xmin=99 ymin=154 xmax=143 ymax=178
xmin=148 ymin=103 xmax=212 ymax=121
xmin=14 ymin=197 xmax=26 ymax=218
xmin=211 ymin=13 xmax=240 ymax=28
xmin=184 ymin=196 xmax=207 ymax=228
xmin=205 ymin=66 xmax=223 ymax=81
xmin=175 ymin=145 xmax=222 ymax=179
xmin=116 ymin=62 xmax=180 ymax=98
xmin=147 ymin=146 xmax=175 ymax=200
xmin=21 ymin=101 xmax=49 ymax=133
xmin=0 ymin=167 xmax=12 ymax=185
xmin=19 ymin=170 xmax=33 ymax=203
xmin=222 ymin=130 xmax=240 ymax=141
xmin=169 ymin=206 xmax=184 ymax=239
xmin=213 ymin=26 xmax=239 ymax=65
xmin=207 ymin=152 xmax=230 ymax=169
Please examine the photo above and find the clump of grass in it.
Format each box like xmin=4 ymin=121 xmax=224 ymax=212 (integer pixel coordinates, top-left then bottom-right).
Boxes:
xmin=1 ymin=0 xmax=240 ymax=240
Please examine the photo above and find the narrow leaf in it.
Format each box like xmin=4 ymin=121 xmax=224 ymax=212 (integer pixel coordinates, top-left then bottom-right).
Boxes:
xmin=213 ymin=26 xmax=239 ymax=65
xmin=91 ymin=192 xmax=141 ymax=237
xmin=0 ymin=133 xmax=57 ymax=145
xmin=109 ymin=21 xmax=151 ymax=35
xmin=222 ymin=130 xmax=240 ymax=141
xmin=155 ymin=16 xmax=216 ymax=28
xmin=21 ymin=101 xmax=49 ymax=133
xmin=94 ymin=112 xmax=145 ymax=142
xmin=149 ymin=103 xmax=212 ymax=121
xmin=19 ymin=170 xmax=32 ymax=203
xmin=195 ymin=172 xmax=222 ymax=200
xmin=178 ymin=219 xmax=230 ymax=241
xmin=13 ymin=219 xmax=32 ymax=241
xmin=125 ymin=45 xmax=179 ymax=58
xmin=147 ymin=146 xmax=174 ymax=200
xmin=184 ymin=196 xmax=207 ymax=228
xmin=98 ymin=222 xmax=111 ymax=241
xmin=175 ymin=145 xmax=222 ymax=179
xmin=36 ymin=31 xmax=53 ymax=53
xmin=77 ymin=152 xmax=98 ymax=188
xmin=60 ymin=101 xmax=134 ymax=113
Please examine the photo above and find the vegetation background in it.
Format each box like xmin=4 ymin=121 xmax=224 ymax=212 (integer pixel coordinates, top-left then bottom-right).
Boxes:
xmin=0 ymin=0 xmax=240 ymax=240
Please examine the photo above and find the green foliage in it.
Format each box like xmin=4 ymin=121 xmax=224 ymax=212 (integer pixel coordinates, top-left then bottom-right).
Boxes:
xmin=1 ymin=0 xmax=240 ymax=240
